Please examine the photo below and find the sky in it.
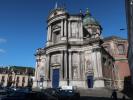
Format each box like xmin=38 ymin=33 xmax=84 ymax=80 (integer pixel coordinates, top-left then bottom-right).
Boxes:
xmin=0 ymin=0 xmax=127 ymax=67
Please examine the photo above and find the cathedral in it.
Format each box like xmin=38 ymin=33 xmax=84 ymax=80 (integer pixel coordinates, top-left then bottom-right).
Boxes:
xmin=33 ymin=6 xmax=114 ymax=89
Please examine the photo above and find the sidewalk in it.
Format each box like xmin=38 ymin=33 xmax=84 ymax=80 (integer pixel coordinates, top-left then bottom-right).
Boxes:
xmin=78 ymin=88 xmax=131 ymax=100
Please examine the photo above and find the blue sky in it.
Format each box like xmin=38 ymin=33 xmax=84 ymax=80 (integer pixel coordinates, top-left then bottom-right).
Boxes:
xmin=0 ymin=0 xmax=127 ymax=67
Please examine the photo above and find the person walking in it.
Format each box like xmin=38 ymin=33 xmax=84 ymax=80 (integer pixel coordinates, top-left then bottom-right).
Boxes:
xmin=111 ymin=90 xmax=117 ymax=100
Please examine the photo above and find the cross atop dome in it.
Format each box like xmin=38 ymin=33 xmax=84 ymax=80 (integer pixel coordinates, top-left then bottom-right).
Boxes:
xmin=85 ymin=8 xmax=91 ymax=16
xmin=55 ymin=1 xmax=58 ymax=9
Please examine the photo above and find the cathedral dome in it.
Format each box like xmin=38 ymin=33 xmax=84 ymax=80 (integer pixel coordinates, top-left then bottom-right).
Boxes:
xmin=83 ymin=9 xmax=100 ymax=26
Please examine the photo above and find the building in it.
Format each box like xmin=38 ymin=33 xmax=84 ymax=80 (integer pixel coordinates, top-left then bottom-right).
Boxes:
xmin=0 ymin=66 xmax=34 ymax=87
xmin=103 ymin=36 xmax=130 ymax=90
xmin=125 ymin=0 xmax=133 ymax=86
xmin=33 ymin=6 xmax=114 ymax=89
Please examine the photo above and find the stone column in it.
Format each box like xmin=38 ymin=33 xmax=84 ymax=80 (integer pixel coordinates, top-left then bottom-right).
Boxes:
xmin=64 ymin=20 xmax=67 ymax=37
xmin=82 ymin=52 xmax=85 ymax=79
xmin=96 ymin=51 xmax=103 ymax=78
xmin=60 ymin=51 xmax=64 ymax=80
xmin=69 ymin=51 xmax=72 ymax=80
xmin=64 ymin=51 xmax=68 ymax=80
xmin=68 ymin=21 xmax=71 ymax=38
xmin=61 ymin=20 xmax=64 ymax=37
xmin=93 ymin=52 xmax=98 ymax=78
xmin=78 ymin=52 xmax=81 ymax=79
xmin=46 ymin=54 xmax=50 ymax=80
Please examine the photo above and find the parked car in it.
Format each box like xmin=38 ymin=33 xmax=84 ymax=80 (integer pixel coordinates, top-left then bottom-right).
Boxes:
xmin=28 ymin=90 xmax=59 ymax=100
xmin=0 ymin=89 xmax=7 ymax=100
xmin=58 ymin=89 xmax=80 ymax=100
xmin=1 ymin=91 xmax=28 ymax=100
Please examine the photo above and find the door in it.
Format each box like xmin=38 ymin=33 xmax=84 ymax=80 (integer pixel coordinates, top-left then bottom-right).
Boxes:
xmin=87 ymin=76 xmax=93 ymax=88
xmin=52 ymin=69 xmax=59 ymax=88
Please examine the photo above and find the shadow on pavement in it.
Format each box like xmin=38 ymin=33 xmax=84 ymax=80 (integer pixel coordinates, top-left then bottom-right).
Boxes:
xmin=80 ymin=96 xmax=129 ymax=100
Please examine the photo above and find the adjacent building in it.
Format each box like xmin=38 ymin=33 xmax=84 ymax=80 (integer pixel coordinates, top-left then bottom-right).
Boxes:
xmin=33 ymin=7 xmax=114 ymax=89
xmin=0 ymin=66 xmax=34 ymax=87
xmin=125 ymin=0 xmax=133 ymax=86
xmin=103 ymin=36 xmax=130 ymax=90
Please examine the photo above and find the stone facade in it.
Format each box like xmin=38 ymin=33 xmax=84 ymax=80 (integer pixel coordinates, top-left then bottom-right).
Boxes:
xmin=0 ymin=66 xmax=34 ymax=87
xmin=33 ymin=7 xmax=114 ymax=89
xmin=103 ymin=36 xmax=130 ymax=90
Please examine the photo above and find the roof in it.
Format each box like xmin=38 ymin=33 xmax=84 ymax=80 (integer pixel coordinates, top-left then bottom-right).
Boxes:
xmin=0 ymin=66 xmax=34 ymax=75
xmin=103 ymin=36 xmax=127 ymax=41
xmin=83 ymin=8 xmax=100 ymax=26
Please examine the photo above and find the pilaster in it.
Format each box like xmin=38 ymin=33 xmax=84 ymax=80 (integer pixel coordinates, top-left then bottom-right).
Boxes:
xmin=46 ymin=54 xmax=50 ymax=80
xmin=69 ymin=51 xmax=72 ymax=80
xmin=64 ymin=20 xmax=67 ymax=37
xmin=64 ymin=51 xmax=68 ymax=80
xmin=68 ymin=21 xmax=71 ymax=38
xmin=61 ymin=20 xmax=64 ymax=37
xmin=80 ymin=22 xmax=83 ymax=38
xmin=60 ymin=51 xmax=64 ymax=80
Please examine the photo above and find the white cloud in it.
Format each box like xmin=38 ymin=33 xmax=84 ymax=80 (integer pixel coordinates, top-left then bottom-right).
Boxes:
xmin=0 ymin=38 xmax=7 ymax=44
xmin=0 ymin=49 xmax=6 ymax=53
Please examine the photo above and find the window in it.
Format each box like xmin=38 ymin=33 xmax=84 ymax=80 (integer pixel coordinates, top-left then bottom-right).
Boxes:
xmin=22 ymin=83 xmax=24 ymax=87
xmin=53 ymin=31 xmax=61 ymax=43
xmin=118 ymin=44 xmax=125 ymax=54
xmin=9 ymin=76 xmax=12 ymax=81
xmin=103 ymin=57 xmax=107 ymax=65
xmin=22 ymin=77 xmax=25 ymax=82
xmin=71 ymin=22 xmax=78 ymax=37
xmin=92 ymin=27 xmax=97 ymax=33
xmin=72 ymin=66 xmax=78 ymax=79
xmin=16 ymin=83 xmax=18 ymax=87
xmin=1 ymin=76 xmax=5 ymax=82
xmin=72 ymin=52 xmax=79 ymax=66
xmin=16 ymin=77 xmax=19 ymax=82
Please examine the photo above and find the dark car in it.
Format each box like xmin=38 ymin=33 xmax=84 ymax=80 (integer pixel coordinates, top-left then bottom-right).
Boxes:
xmin=41 ymin=88 xmax=60 ymax=100
xmin=58 ymin=89 xmax=80 ymax=100
xmin=28 ymin=91 xmax=59 ymax=100
xmin=0 ymin=89 xmax=8 ymax=100
xmin=26 ymin=91 xmax=49 ymax=100
xmin=1 ymin=91 xmax=28 ymax=100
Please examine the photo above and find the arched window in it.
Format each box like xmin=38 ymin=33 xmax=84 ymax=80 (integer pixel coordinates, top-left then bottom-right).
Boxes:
xmin=53 ymin=30 xmax=61 ymax=43
xmin=118 ymin=44 xmax=125 ymax=54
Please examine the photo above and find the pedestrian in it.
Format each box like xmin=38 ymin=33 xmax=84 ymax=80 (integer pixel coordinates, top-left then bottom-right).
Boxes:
xmin=111 ymin=90 xmax=117 ymax=100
